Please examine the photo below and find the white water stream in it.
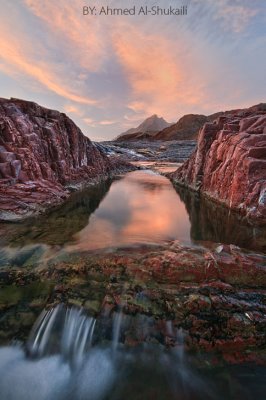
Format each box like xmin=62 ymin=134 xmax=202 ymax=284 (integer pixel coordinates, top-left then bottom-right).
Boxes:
xmin=0 ymin=304 xmax=219 ymax=400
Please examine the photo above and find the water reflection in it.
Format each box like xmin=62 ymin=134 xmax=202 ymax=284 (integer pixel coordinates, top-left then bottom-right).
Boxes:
xmin=0 ymin=180 xmax=112 ymax=247
xmin=175 ymin=186 xmax=266 ymax=253
xmin=67 ymin=170 xmax=191 ymax=251
xmin=0 ymin=168 xmax=265 ymax=255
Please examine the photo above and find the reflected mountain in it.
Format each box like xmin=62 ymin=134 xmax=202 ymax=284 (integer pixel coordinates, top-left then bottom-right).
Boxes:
xmin=174 ymin=185 xmax=266 ymax=253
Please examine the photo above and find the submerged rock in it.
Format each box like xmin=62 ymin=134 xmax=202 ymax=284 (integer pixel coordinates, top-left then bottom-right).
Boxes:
xmin=0 ymin=242 xmax=266 ymax=364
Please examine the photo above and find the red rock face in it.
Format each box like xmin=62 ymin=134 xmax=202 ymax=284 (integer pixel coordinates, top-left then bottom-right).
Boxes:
xmin=0 ymin=98 xmax=112 ymax=220
xmin=170 ymin=104 xmax=266 ymax=224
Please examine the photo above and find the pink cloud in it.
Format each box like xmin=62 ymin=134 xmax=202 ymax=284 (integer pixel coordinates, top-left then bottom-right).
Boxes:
xmin=83 ymin=117 xmax=95 ymax=126
xmin=0 ymin=0 xmax=263 ymax=141
xmin=113 ymin=26 xmax=206 ymax=120
xmin=0 ymin=32 xmax=97 ymax=105
xmin=98 ymin=120 xmax=117 ymax=126
xmin=24 ymin=0 xmax=109 ymax=72
xmin=64 ymin=104 xmax=84 ymax=116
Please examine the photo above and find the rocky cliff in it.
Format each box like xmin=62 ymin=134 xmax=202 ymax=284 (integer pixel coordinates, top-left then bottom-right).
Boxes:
xmin=0 ymin=98 xmax=123 ymax=220
xmin=170 ymin=104 xmax=266 ymax=224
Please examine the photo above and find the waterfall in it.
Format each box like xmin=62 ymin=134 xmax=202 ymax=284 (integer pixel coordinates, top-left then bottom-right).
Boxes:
xmin=112 ymin=308 xmax=123 ymax=352
xmin=27 ymin=304 xmax=96 ymax=368
xmin=0 ymin=304 xmax=219 ymax=400
xmin=61 ymin=307 xmax=95 ymax=367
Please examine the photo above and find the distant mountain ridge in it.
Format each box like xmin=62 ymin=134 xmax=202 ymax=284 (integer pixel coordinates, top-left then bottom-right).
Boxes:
xmin=116 ymin=114 xmax=172 ymax=141
xmin=115 ymin=112 xmax=221 ymax=142
xmin=153 ymin=113 xmax=221 ymax=141
xmin=154 ymin=114 xmax=207 ymax=140
xmin=115 ymin=106 xmax=266 ymax=142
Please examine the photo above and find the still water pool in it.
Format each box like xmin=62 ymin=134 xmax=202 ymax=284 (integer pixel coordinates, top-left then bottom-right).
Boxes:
xmin=0 ymin=168 xmax=265 ymax=254
xmin=0 ymin=167 xmax=266 ymax=400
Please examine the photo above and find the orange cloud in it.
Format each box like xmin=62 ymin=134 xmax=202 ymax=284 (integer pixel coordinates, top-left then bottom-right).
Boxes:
xmin=83 ymin=117 xmax=95 ymax=126
xmin=0 ymin=11 xmax=97 ymax=105
xmin=24 ymin=0 xmax=207 ymax=120
xmin=22 ymin=0 xmax=219 ymax=122
xmin=24 ymin=0 xmax=108 ymax=72
xmin=113 ymin=26 xmax=205 ymax=120
xmin=66 ymin=171 xmax=191 ymax=251
xmin=0 ymin=43 xmax=97 ymax=105
xmin=64 ymin=104 xmax=84 ymax=116
xmin=0 ymin=0 xmax=261 ymax=140
xmin=98 ymin=120 xmax=117 ymax=125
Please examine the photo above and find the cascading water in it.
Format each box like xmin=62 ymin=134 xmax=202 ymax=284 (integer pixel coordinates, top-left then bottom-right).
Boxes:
xmin=27 ymin=305 xmax=96 ymax=368
xmin=0 ymin=305 xmax=115 ymax=400
xmin=0 ymin=304 xmax=228 ymax=400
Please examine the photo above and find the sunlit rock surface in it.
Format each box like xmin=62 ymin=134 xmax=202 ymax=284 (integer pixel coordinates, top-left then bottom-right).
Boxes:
xmin=170 ymin=104 xmax=266 ymax=223
xmin=0 ymin=98 xmax=131 ymax=221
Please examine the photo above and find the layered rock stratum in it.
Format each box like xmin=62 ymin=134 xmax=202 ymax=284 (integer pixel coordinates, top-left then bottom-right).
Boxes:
xmin=0 ymin=98 xmax=127 ymax=220
xmin=170 ymin=104 xmax=266 ymax=223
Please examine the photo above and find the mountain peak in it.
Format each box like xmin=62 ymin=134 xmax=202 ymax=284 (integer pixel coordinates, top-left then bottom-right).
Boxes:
xmin=116 ymin=114 xmax=171 ymax=140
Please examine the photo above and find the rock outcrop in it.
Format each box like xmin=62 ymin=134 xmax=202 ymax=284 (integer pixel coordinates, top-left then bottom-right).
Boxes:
xmin=0 ymin=98 xmax=126 ymax=220
xmin=170 ymin=104 xmax=266 ymax=224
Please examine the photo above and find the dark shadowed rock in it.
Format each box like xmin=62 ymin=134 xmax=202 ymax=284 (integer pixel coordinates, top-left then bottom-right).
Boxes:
xmin=174 ymin=185 xmax=266 ymax=252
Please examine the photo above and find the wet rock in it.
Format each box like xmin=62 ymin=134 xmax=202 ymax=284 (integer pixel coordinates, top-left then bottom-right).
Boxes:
xmin=0 ymin=242 xmax=265 ymax=363
xmin=185 ymin=294 xmax=212 ymax=312
xmin=83 ymin=299 xmax=101 ymax=314
xmin=227 ymin=313 xmax=255 ymax=337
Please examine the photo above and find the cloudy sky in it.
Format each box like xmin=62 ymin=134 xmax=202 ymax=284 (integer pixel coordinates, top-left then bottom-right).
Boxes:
xmin=0 ymin=0 xmax=265 ymax=140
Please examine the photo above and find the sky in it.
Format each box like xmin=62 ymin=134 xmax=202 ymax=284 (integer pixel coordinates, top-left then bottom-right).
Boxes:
xmin=0 ymin=0 xmax=265 ymax=141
